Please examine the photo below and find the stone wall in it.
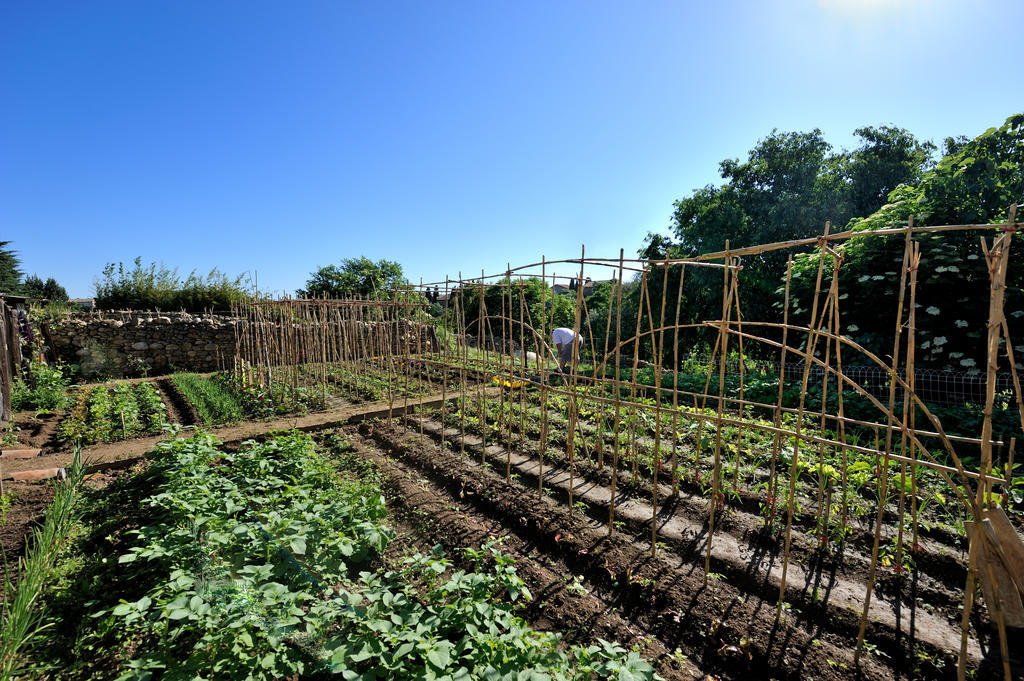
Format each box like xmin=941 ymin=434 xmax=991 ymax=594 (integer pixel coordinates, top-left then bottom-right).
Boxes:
xmin=47 ymin=311 xmax=239 ymax=377
xmin=46 ymin=311 xmax=441 ymax=379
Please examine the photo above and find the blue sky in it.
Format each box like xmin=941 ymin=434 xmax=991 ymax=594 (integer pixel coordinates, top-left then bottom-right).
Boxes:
xmin=2 ymin=0 xmax=1021 ymax=297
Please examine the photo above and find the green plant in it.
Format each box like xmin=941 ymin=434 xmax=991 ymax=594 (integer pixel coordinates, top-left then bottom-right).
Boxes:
xmin=0 ymin=450 xmax=84 ymax=679
xmin=11 ymin=362 xmax=70 ymax=412
xmin=0 ymin=492 xmax=17 ymax=525
xmin=94 ymin=257 xmax=250 ymax=312
xmin=55 ymin=432 xmax=660 ymax=681
xmin=171 ymin=373 xmax=245 ymax=425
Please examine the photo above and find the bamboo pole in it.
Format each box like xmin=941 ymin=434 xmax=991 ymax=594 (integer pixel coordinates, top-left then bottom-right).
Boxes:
xmin=671 ymin=265 xmax=685 ymax=495
xmin=539 ymin=258 xmax=549 ymax=497
xmin=899 ymin=242 xmax=922 ymax=567
xmin=629 ymin=273 xmax=647 ymax=481
xmin=610 ymin=250 xmax=624 ymax=536
xmin=518 ymin=281 xmax=527 ymax=448
xmin=597 ymin=262 xmax=617 ymax=470
xmin=778 ymin=222 xmax=831 ymax=616
xmin=440 ymin=278 xmax=449 ymax=430
xmin=730 ymin=263 xmax=746 ymax=495
xmin=650 ymin=259 xmax=670 ymax=556
xmin=768 ymin=256 xmax=794 ymax=528
xmin=705 ymin=243 xmax=734 ymax=585
xmin=978 ymin=205 xmax=1016 ymax=508
xmin=478 ymin=276 xmax=487 ymax=463
xmin=856 ymin=221 xmax=915 ymax=661
xmin=505 ymin=270 xmax=514 ymax=480
xmin=567 ymin=245 xmax=586 ymax=513
xmin=831 ymin=255 xmax=849 ymax=544
xmin=813 ymin=260 xmax=840 ymax=546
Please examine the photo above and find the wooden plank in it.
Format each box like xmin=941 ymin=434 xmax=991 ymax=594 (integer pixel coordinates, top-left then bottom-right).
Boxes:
xmin=0 ymin=449 xmax=41 ymax=459
xmin=969 ymin=521 xmax=1024 ymax=629
xmin=9 ymin=467 xmax=65 ymax=482
xmin=984 ymin=508 xmax=1024 ymax=596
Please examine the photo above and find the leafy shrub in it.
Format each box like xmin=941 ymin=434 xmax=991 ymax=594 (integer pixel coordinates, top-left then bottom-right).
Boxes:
xmin=94 ymin=257 xmax=250 ymax=312
xmin=11 ymin=361 xmax=70 ymax=412
xmin=134 ymin=382 xmax=167 ymax=432
xmin=229 ymin=373 xmax=327 ymax=416
xmin=74 ymin=432 xmax=658 ymax=680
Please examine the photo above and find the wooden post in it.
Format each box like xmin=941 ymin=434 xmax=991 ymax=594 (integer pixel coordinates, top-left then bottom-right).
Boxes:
xmin=768 ymin=256 xmax=794 ymax=528
xmin=778 ymin=223 xmax=831 ymax=614
xmin=567 ymin=245 xmax=586 ymax=513
xmin=539 ymin=258 xmax=549 ymax=496
xmin=610 ymin=250 xmax=624 ymax=535
xmin=671 ymin=265 xmax=685 ymax=495
xmin=856 ymin=219 xmax=914 ymax=663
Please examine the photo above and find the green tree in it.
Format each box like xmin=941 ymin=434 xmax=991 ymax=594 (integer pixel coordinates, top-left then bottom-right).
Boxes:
xmin=22 ymin=274 xmax=69 ymax=302
xmin=641 ymin=124 xmax=936 ymax=360
xmin=788 ymin=113 xmax=1024 ymax=368
xmin=298 ymin=257 xmax=405 ymax=299
xmin=845 ymin=125 xmax=936 ymax=218
xmin=0 ymin=242 xmax=24 ymax=295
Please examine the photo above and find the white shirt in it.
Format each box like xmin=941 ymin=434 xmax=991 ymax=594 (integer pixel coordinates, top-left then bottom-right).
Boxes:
xmin=551 ymin=328 xmax=580 ymax=346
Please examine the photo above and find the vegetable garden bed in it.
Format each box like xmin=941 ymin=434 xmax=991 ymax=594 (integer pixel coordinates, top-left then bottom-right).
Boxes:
xmin=25 ymin=431 xmax=662 ymax=681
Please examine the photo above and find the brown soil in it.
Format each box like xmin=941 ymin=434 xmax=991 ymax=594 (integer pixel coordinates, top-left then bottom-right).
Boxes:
xmin=0 ymin=482 xmax=55 ymax=562
xmin=349 ymin=417 xmax=1006 ymax=681
xmin=3 ymin=376 xmax=1013 ymax=680
xmin=156 ymin=377 xmax=200 ymax=426
xmin=7 ymin=410 xmax=64 ymax=452
xmin=0 ymin=466 xmax=134 ymax=586
xmin=337 ymin=427 xmax=705 ymax=681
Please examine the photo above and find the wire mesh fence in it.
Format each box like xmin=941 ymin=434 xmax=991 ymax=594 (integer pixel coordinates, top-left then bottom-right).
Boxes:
xmin=674 ymin=353 xmax=1015 ymax=409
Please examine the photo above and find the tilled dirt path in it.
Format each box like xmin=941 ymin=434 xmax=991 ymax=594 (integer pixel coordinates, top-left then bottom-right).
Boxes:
xmin=339 ymin=428 xmax=705 ymax=681
xmin=351 ymin=420 xmax=956 ymax=681
xmin=408 ymin=414 xmax=977 ymax=667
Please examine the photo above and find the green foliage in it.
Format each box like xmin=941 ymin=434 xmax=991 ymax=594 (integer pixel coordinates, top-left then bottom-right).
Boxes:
xmin=298 ymin=257 xmax=406 ymax=299
xmin=845 ymin=125 xmax=936 ymax=218
xmin=21 ymin=274 xmax=68 ymax=302
xmin=640 ymin=125 xmax=937 ymax=356
xmin=11 ymin=361 xmax=71 ymax=412
xmin=231 ymin=374 xmax=328 ymax=417
xmin=58 ymin=381 xmax=166 ymax=444
xmin=93 ymin=257 xmax=251 ymax=312
xmin=27 ymin=300 xmax=73 ymax=323
xmin=171 ymin=373 xmax=246 ymax=425
xmin=51 ymin=432 xmax=657 ymax=681
xmin=0 ymin=450 xmax=84 ymax=680
xmin=0 ymin=241 xmax=24 ymax=295
xmin=0 ymin=491 xmax=16 ymax=525
xmin=788 ymin=113 xmax=1024 ymax=366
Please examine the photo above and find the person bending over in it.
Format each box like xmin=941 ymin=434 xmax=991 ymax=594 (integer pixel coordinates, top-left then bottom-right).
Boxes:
xmin=551 ymin=327 xmax=582 ymax=373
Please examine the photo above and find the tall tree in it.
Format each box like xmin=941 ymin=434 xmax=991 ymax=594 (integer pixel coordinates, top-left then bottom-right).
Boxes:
xmin=788 ymin=113 xmax=1024 ymax=368
xmin=298 ymin=257 xmax=406 ymax=299
xmin=22 ymin=274 xmax=69 ymax=301
xmin=641 ymin=124 xmax=935 ymax=359
xmin=845 ymin=125 xmax=936 ymax=217
xmin=0 ymin=242 xmax=24 ymax=295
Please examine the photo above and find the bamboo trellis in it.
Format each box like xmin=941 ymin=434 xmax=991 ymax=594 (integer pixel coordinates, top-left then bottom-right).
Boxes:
xmin=228 ymin=209 xmax=1023 ymax=679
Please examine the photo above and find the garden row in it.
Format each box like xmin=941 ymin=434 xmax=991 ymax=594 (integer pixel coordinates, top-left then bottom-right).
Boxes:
xmin=388 ymin=386 xmax=998 ymax=679
xmin=441 ymin=383 xmax=974 ymax=542
xmin=8 ymin=359 xmax=453 ymax=450
xmin=26 ymin=431 xmax=659 ymax=680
